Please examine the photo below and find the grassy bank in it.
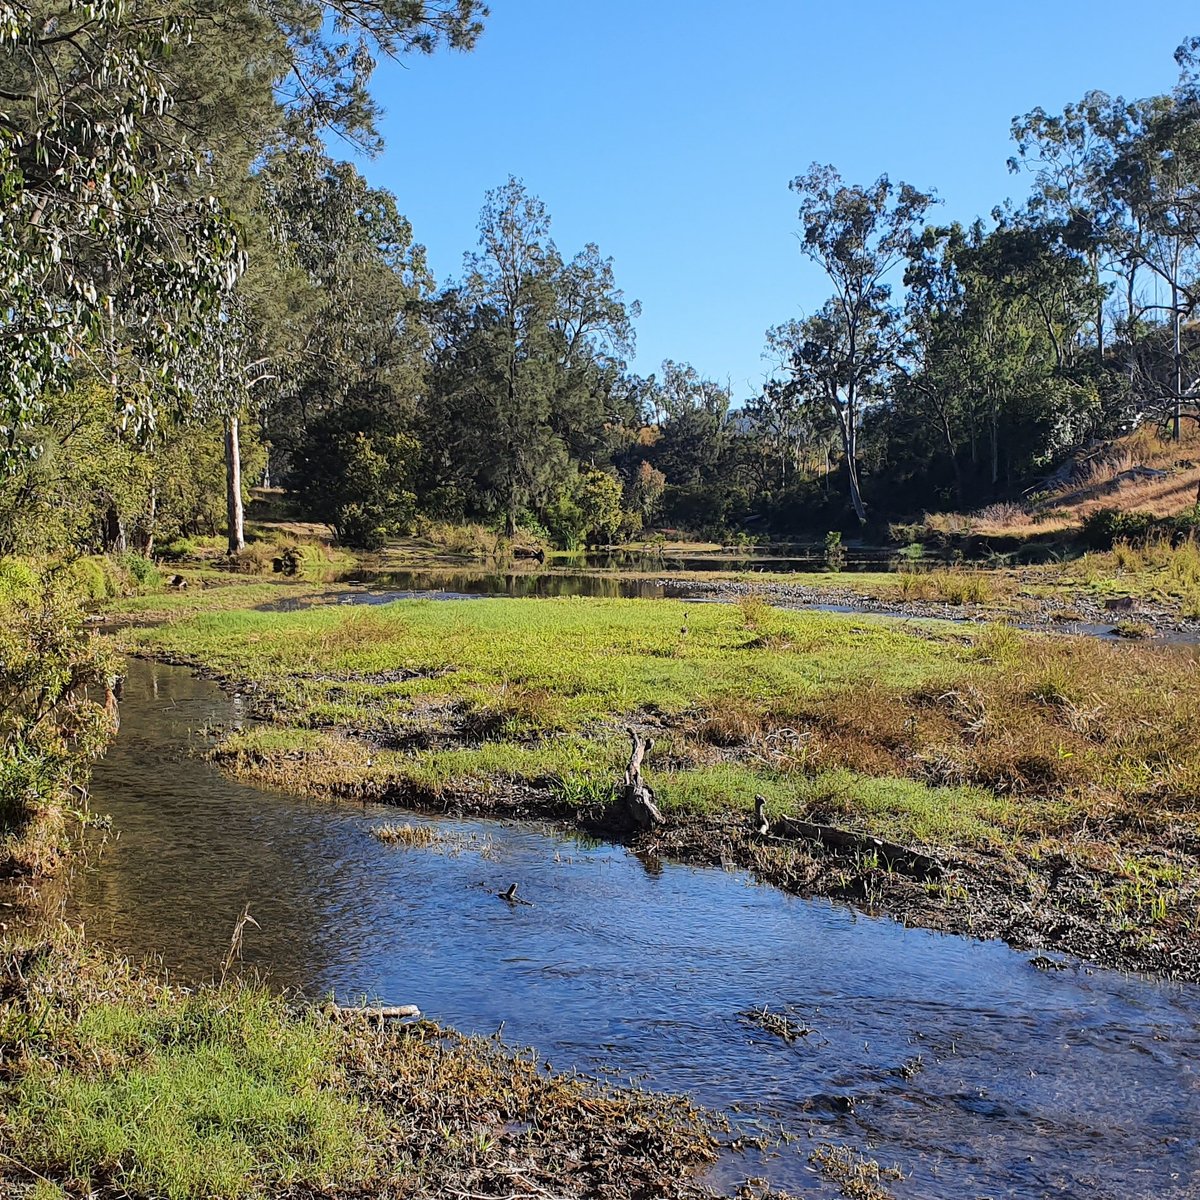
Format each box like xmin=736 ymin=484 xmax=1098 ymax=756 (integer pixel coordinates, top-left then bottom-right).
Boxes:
xmin=127 ymin=592 xmax=1200 ymax=976
xmin=0 ymin=567 xmax=787 ymax=1200
xmin=0 ymin=934 xmax=723 ymax=1200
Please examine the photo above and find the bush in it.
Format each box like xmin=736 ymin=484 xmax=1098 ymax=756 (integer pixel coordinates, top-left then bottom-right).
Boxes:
xmin=293 ymin=405 xmax=418 ymax=551
xmin=0 ymin=567 xmax=118 ymax=872
xmin=62 ymin=556 xmax=120 ymax=601
xmin=823 ymin=530 xmax=846 ymax=571
xmin=1081 ymin=508 xmax=1158 ymax=549
xmin=119 ymin=553 xmax=162 ymax=589
xmin=234 ymin=543 xmax=277 ymax=575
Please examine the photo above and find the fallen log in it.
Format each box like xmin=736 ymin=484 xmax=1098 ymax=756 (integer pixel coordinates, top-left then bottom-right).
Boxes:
xmin=771 ymin=812 xmax=943 ymax=881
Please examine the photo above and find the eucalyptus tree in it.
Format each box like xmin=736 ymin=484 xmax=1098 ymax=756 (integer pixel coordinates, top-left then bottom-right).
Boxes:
xmin=898 ymin=217 xmax=1102 ymax=499
xmin=1107 ymin=85 xmax=1200 ymax=439
xmin=744 ymin=377 xmax=838 ymax=494
xmin=651 ymin=360 xmax=736 ymax=486
xmin=1008 ymin=91 xmax=1151 ymax=362
xmin=1010 ymin=42 xmax=1200 ymax=441
xmin=0 ymin=0 xmax=242 ymax=467
xmin=254 ymin=149 xmax=433 ymax=480
xmin=1 ymin=0 xmax=487 ymax=554
xmin=768 ymin=165 xmax=934 ymax=522
xmin=548 ymin=240 xmax=640 ymax=462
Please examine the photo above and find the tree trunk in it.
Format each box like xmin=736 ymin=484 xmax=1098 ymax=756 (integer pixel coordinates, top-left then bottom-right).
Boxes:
xmin=104 ymin=502 xmax=126 ymax=554
xmin=845 ymin=457 xmax=867 ymax=524
xmin=225 ymin=415 xmax=245 ymax=555
xmin=1173 ymin=278 xmax=1183 ymax=442
xmin=834 ymin=398 xmax=867 ymax=524
xmin=990 ymin=396 xmax=999 ymax=487
xmin=505 ymin=477 xmax=518 ymax=538
xmin=140 ymin=487 xmax=157 ymax=558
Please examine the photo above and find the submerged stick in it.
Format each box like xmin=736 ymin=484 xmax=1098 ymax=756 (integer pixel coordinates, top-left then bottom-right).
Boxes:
xmin=496 ymin=882 xmax=533 ymax=906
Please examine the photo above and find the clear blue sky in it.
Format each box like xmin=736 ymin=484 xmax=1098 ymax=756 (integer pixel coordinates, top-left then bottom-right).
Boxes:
xmin=359 ymin=1 xmax=1193 ymax=400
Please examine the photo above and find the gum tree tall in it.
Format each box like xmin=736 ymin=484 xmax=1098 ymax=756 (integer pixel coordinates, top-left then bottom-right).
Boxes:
xmin=769 ymin=165 xmax=933 ymax=523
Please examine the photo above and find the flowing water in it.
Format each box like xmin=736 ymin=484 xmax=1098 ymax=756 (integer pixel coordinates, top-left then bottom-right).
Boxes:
xmin=68 ymin=658 xmax=1200 ymax=1198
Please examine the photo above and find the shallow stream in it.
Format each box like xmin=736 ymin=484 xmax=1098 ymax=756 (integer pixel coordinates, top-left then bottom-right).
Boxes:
xmin=69 ymin=658 xmax=1200 ymax=1198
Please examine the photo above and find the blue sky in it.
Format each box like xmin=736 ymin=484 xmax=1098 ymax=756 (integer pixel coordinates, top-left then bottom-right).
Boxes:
xmin=360 ymin=1 xmax=1193 ymax=399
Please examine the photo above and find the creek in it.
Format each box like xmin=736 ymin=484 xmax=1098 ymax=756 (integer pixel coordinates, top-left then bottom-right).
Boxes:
xmin=68 ymin=657 xmax=1200 ymax=1198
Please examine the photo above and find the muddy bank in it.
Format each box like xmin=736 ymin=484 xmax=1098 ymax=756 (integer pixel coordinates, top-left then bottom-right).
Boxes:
xmin=664 ymin=575 xmax=1200 ymax=641
xmin=211 ymin=740 xmax=1199 ymax=983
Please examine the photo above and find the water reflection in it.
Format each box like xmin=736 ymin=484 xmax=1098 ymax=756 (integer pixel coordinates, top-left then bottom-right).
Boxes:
xmin=69 ymin=659 xmax=1200 ymax=1199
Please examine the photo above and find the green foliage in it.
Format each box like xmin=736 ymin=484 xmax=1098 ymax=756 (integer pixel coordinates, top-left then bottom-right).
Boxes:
xmin=1080 ymin=507 xmax=1159 ymax=549
xmin=295 ymin=405 xmax=418 ymax=550
xmin=823 ymin=530 xmax=846 ymax=570
xmin=544 ymin=495 xmax=587 ymax=551
xmin=417 ymin=179 xmax=641 ymax=536
xmin=0 ymin=563 xmax=119 ymax=871
xmin=0 ymin=0 xmax=240 ymax=463
xmin=545 ymin=469 xmax=635 ymax=549
xmin=5 ymin=960 xmax=370 ymax=1199
xmin=630 ymin=460 xmax=667 ymax=524
xmin=0 ymin=375 xmax=263 ymax=558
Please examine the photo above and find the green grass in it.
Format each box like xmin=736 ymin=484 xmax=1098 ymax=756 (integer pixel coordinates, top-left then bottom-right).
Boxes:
xmin=3 ymin=949 xmax=371 ymax=1200
xmin=134 ymin=597 xmax=963 ymax=731
xmin=129 ymin=589 xmax=1200 ymax=918
xmin=0 ymin=937 xmax=720 ymax=1199
xmin=108 ymin=575 xmax=332 ymax=619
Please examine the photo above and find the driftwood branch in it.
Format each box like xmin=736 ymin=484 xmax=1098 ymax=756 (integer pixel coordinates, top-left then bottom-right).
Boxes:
xmin=777 ymin=815 xmax=943 ymax=881
xmin=622 ymin=727 xmax=662 ymax=830
xmin=752 ymin=796 xmax=942 ymax=880
xmin=328 ymin=1003 xmax=420 ymax=1021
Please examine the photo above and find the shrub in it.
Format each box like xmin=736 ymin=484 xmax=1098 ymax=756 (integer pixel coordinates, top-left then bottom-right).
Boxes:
xmin=975 ymin=501 xmax=1029 ymax=527
xmin=119 ymin=553 xmax=162 ymax=589
xmin=823 ymin=530 xmax=846 ymax=571
xmin=1080 ymin=508 xmax=1157 ymax=549
xmin=293 ymin=404 xmax=418 ymax=551
xmin=0 ymin=568 xmax=117 ymax=872
xmin=234 ymin=543 xmax=277 ymax=575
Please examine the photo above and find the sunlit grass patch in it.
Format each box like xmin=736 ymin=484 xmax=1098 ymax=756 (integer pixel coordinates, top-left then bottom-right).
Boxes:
xmin=3 ymin=949 xmax=372 ymax=1200
xmin=138 ymin=594 xmax=1200 ymax=868
xmin=652 ymin=763 xmax=1009 ymax=848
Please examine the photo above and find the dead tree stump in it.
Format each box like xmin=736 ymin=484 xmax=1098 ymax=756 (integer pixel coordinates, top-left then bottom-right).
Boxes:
xmin=623 ymin=727 xmax=663 ymax=830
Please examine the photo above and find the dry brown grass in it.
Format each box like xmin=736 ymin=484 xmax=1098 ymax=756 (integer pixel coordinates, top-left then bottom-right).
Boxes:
xmin=372 ymin=822 xmax=441 ymax=847
xmin=681 ymin=625 xmax=1200 ymax=853
xmin=915 ymin=426 xmax=1200 ymax=539
xmin=810 ymin=1144 xmax=903 ymax=1200
xmin=697 ymin=698 xmax=766 ymax=748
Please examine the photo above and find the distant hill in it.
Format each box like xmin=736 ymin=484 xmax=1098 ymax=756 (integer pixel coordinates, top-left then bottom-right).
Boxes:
xmin=905 ymin=426 xmax=1200 ymax=543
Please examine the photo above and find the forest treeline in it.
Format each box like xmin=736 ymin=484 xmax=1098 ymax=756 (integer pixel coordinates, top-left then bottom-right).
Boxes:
xmin=4 ymin=5 xmax=1200 ymax=552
